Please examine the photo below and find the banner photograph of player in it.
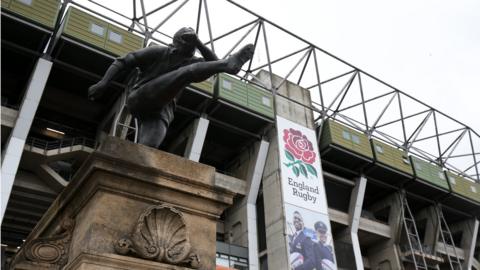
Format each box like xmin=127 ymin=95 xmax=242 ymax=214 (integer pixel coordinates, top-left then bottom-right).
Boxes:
xmin=285 ymin=204 xmax=337 ymax=270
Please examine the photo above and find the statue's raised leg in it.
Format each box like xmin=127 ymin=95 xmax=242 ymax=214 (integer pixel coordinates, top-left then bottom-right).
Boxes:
xmin=127 ymin=44 xmax=253 ymax=116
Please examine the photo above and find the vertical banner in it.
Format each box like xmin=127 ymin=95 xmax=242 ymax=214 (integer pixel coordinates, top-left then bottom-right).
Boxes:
xmin=277 ymin=116 xmax=337 ymax=270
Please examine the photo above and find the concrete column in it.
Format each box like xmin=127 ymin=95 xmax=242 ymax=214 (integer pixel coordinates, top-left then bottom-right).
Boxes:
xmin=255 ymin=70 xmax=316 ymax=270
xmin=184 ymin=117 xmax=209 ymax=162
xmin=223 ymin=140 xmax=269 ymax=270
xmin=1 ymin=58 xmax=53 ymax=223
xmin=348 ymin=176 xmax=367 ymax=269
xmin=261 ymin=130 xmax=289 ymax=270
xmin=415 ymin=206 xmax=439 ymax=251
xmin=246 ymin=140 xmax=269 ymax=270
xmin=366 ymin=192 xmax=403 ymax=270
xmin=461 ymin=218 xmax=479 ymax=270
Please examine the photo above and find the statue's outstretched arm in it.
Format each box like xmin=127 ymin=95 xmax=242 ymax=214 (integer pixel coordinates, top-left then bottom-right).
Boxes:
xmin=88 ymin=53 xmax=140 ymax=100
xmin=196 ymin=39 xmax=218 ymax=61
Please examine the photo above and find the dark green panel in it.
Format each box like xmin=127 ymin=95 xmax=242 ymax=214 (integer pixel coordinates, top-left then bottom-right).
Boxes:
xmin=320 ymin=120 xmax=373 ymax=158
xmin=105 ymin=23 xmax=144 ymax=56
xmin=2 ymin=0 xmax=11 ymax=8
xmin=411 ymin=156 xmax=449 ymax=190
xmin=246 ymin=83 xmax=274 ymax=118
xmin=63 ymin=7 xmax=144 ymax=56
xmin=62 ymin=7 xmax=108 ymax=49
xmin=447 ymin=172 xmax=480 ymax=203
xmin=216 ymin=73 xmax=248 ymax=107
xmin=372 ymin=140 xmax=413 ymax=175
xmin=6 ymin=0 xmax=60 ymax=28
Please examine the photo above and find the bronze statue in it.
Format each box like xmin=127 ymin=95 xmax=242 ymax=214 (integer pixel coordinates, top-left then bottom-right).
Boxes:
xmin=89 ymin=27 xmax=254 ymax=148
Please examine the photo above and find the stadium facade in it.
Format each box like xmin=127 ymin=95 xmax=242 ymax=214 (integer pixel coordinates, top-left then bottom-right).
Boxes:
xmin=1 ymin=0 xmax=479 ymax=269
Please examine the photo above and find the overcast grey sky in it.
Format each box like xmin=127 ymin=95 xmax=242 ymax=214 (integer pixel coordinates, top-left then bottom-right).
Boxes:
xmin=241 ymin=0 xmax=480 ymax=133
xmin=74 ymin=0 xmax=479 ymax=176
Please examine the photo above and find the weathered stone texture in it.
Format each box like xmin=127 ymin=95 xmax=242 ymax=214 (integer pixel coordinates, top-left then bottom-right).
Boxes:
xmin=10 ymin=137 xmax=236 ymax=270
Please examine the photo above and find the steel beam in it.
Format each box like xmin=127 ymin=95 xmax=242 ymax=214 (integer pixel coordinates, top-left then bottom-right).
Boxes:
xmin=405 ymin=110 xmax=432 ymax=150
xmin=222 ymin=20 xmax=260 ymax=59
xmin=274 ymin=47 xmax=312 ymax=89
xmin=368 ymin=92 xmax=397 ymax=135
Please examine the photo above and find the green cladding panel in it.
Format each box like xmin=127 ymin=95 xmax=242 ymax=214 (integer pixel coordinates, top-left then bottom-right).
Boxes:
xmin=411 ymin=156 xmax=449 ymax=190
xmin=371 ymin=139 xmax=413 ymax=175
xmin=190 ymin=77 xmax=214 ymax=94
xmin=62 ymin=7 xmax=143 ymax=56
xmin=2 ymin=0 xmax=11 ymax=9
xmin=3 ymin=0 xmax=61 ymax=28
xmin=320 ymin=120 xmax=373 ymax=158
xmin=105 ymin=23 xmax=144 ymax=56
xmin=447 ymin=172 xmax=480 ymax=203
xmin=216 ymin=73 xmax=248 ymax=107
xmin=246 ymin=83 xmax=274 ymax=118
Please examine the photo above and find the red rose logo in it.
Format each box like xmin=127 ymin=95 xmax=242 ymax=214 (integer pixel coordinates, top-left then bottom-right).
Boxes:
xmin=282 ymin=128 xmax=318 ymax=178
xmin=283 ymin=128 xmax=316 ymax=164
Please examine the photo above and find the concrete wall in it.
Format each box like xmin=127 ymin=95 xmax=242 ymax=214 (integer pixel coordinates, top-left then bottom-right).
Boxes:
xmin=366 ymin=192 xmax=403 ymax=270
xmin=256 ymin=70 xmax=314 ymax=269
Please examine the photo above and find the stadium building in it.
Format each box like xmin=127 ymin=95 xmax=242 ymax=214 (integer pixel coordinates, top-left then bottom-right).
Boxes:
xmin=1 ymin=0 xmax=479 ymax=269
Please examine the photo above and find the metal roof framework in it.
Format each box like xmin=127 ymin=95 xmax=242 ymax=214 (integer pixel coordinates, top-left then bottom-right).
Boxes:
xmin=43 ymin=0 xmax=479 ymax=182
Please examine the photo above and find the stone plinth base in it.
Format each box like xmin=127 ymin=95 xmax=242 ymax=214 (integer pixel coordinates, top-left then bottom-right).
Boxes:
xmin=10 ymin=137 xmax=235 ymax=270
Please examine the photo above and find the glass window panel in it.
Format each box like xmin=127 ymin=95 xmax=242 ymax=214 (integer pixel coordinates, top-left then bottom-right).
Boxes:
xmin=449 ymin=176 xmax=456 ymax=185
xmin=351 ymin=134 xmax=360 ymax=144
xmin=90 ymin=23 xmax=105 ymax=36
xmin=342 ymin=130 xmax=351 ymax=140
xmin=415 ymin=163 xmax=422 ymax=171
xmin=375 ymin=145 xmax=383 ymax=154
xmin=108 ymin=31 xmax=123 ymax=44
xmin=223 ymin=80 xmax=232 ymax=90
xmin=18 ymin=0 xmax=33 ymax=5
xmin=262 ymin=96 xmax=271 ymax=107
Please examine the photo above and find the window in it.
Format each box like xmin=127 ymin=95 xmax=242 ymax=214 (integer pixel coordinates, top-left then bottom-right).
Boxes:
xmin=342 ymin=130 xmax=351 ymax=140
xmin=415 ymin=163 xmax=422 ymax=171
xmin=216 ymin=253 xmax=248 ymax=270
xmin=90 ymin=23 xmax=105 ymax=36
xmin=261 ymin=96 xmax=271 ymax=107
xmin=351 ymin=134 xmax=360 ymax=144
xmin=471 ymin=186 xmax=477 ymax=193
xmin=18 ymin=0 xmax=33 ymax=5
xmin=375 ymin=144 xmax=384 ymax=154
xmin=438 ymin=172 xmax=446 ymax=180
xmin=108 ymin=31 xmax=123 ymax=44
xmin=448 ymin=176 xmax=456 ymax=185
xmin=223 ymin=80 xmax=232 ymax=90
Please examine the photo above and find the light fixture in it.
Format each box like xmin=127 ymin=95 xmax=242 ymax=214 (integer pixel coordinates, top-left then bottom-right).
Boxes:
xmin=46 ymin=127 xmax=65 ymax=135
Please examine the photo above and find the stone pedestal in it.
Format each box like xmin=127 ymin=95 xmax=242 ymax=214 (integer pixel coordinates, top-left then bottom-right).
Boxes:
xmin=10 ymin=137 xmax=235 ymax=270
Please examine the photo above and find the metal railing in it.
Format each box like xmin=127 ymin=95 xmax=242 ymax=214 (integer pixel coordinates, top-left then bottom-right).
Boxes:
xmin=25 ymin=137 xmax=97 ymax=154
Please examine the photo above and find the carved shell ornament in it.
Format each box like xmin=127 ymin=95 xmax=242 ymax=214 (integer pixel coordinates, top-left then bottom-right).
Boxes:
xmin=115 ymin=205 xmax=200 ymax=268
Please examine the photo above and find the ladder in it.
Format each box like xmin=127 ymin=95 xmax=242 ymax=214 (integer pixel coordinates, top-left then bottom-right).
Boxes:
xmin=436 ymin=206 xmax=462 ymax=270
xmin=401 ymin=194 xmax=429 ymax=270
xmin=112 ymin=92 xmax=138 ymax=143
xmin=111 ymin=68 xmax=140 ymax=143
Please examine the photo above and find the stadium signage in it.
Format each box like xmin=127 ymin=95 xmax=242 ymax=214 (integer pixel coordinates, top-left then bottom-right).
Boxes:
xmin=276 ymin=116 xmax=338 ymax=270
